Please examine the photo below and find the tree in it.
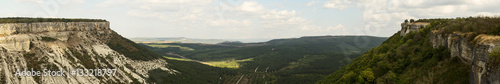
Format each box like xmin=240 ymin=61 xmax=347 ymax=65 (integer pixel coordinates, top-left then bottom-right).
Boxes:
xmin=361 ymin=68 xmax=375 ymax=82
xmin=404 ymin=19 xmax=409 ymax=23
xmin=410 ymin=19 xmax=415 ymax=23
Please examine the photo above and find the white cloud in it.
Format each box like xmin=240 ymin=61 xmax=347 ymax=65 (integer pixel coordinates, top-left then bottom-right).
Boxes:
xmin=301 ymin=25 xmax=322 ymax=31
xmin=114 ymin=0 xmax=328 ymax=38
xmin=322 ymin=0 xmax=500 ymax=36
xmin=210 ymin=19 xmax=251 ymax=26
xmin=328 ymin=24 xmax=350 ymax=34
xmin=235 ymin=1 xmax=265 ymax=13
xmin=96 ymin=0 xmax=129 ymax=7
xmin=306 ymin=1 xmax=316 ymax=6
xmin=260 ymin=10 xmax=296 ymax=19
xmin=327 ymin=24 xmax=345 ymax=31
xmin=323 ymin=0 xmax=352 ymax=9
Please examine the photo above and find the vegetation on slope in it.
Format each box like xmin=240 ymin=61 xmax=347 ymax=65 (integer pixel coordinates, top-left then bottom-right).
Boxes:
xmin=105 ymin=32 xmax=161 ymax=61
xmin=147 ymin=58 xmax=239 ymax=84
xmin=41 ymin=36 xmax=57 ymax=41
xmin=141 ymin=36 xmax=387 ymax=84
xmin=317 ymin=16 xmax=500 ymax=83
xmin=0 ymin=17 xmax=107 ymax=23
xmin=98 ymin=32 xmax=239 ymax=83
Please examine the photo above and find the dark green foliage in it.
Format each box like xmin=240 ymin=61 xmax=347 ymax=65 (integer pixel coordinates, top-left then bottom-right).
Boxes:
xmin=23 ymin=52 xmax=49 ymax=83
xmin=489 ymin=47 xmax=500 ymax=68
xmin=0 ymin=17 xmax=106 ymax=23
xmin=490 ymin=47 xmax=500 ymax=60
xmin=435 ymin=16 xmax=500 ymax=37
xmin=70 ymin=49 xmax=96 ymax=69
xmin=147 ymin=59 xmax=238 ymax=84
xmin=100 ymin=31 xmax=235 ymax=83
xmin=105 ymin=33 xmax=160 ymax=61
xmin=217 ymin=41 xmax=244 ymax=46
xmin=41 ymin=36 xmax=57 ymax=41
xmin=142 ymin=36 xmax=387 ymax=84
xmin=317 ymin=17 xmax=496 ymax=84
xmin=140 ymin=43 xmax=237 ymax=59
xmin=410 ymin=19 xmax=415 ymax=23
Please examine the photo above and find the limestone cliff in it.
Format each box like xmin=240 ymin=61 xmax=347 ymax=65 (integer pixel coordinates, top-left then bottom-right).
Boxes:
xmin=0 ymin=22 xmax=177 ymax=84
xmin=429 ymin=32 xmax=500 ymax=84
xmin=400 ymin=22 xmax=429 ymax=36
xmin=395 ymin=20 xmax=500 ymax=84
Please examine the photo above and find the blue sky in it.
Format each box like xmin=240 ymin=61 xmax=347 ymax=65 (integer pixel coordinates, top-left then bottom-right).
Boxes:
xmin=2 ymin=0 xmax=500 ymax=39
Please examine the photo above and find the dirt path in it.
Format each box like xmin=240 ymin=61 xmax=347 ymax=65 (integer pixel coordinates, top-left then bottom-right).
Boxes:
xmin=166 ymin=52 xmax=212 ymax=65
xmin=236 ymin=75 xmax=245 ymax=84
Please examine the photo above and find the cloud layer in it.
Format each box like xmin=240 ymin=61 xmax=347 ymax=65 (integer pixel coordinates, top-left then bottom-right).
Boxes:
xmin=324 ymin=0 xmax=500 ymax=36
xmin=98 ymin=0 xmax=346 ymax=39
xmin=6 ymin=0 xmax=500 ymax=39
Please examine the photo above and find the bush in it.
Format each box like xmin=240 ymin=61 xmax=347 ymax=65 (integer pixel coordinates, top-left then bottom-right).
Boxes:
xmin=41 ymin=36 xmax=57 ymax=41
xmin=489 ymin=47 xmax=500 ymax=61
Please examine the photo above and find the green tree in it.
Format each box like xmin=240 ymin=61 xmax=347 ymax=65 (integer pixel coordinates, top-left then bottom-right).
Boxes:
xmin=361 ymin=68 xmax=375 ymax=82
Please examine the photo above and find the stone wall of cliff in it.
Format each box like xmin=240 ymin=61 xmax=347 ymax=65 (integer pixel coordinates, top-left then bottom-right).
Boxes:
xmin=429 ymin=29 xmax=500 ymax=84
xmin=0 ymin=22 xmax=177 ymax=84
xmin=0 ymin=22 xmax=109 ymax=51
xmin=0 ymin=22 xmax=110 ymax=35
xmin=400 ymin=22 xmax=430 ymax=36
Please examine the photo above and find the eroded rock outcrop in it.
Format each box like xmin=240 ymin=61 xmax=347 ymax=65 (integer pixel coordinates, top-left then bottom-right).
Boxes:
xmin=0 ymin=22 xmax=177 ymax=84
xmin=400 ymin=22 xmax=429 ymax=36
xmin=424 ymin=28 xmax=500 ymax=84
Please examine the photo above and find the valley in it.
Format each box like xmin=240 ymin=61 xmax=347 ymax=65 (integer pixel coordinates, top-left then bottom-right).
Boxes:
xmin=2 ymin=17 xmax=500 ymax=84
xmin=138 ymin=36 xmax=387 ymax=84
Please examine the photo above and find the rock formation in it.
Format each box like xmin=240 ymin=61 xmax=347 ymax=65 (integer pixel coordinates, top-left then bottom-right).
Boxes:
xmin=400 ymin=22 xmax=429 ymax=36
xmin=400 ymin=22 xmax=500 ymax=84
xmin=0 ymin=22 xmax=177 ymax=84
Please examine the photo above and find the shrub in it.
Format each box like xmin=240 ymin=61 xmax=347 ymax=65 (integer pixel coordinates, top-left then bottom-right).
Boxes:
xmin=41 ymin=36 xmax=57 ymax=41
xmin=489 ymin=47 xmax=500 ymax=61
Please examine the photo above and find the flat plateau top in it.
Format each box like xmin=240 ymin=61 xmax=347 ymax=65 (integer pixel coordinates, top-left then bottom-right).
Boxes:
xmin=0 ymin=17 xmax=107 ymax=23
xmin=407 ymin=22 xmax=430 ymax=25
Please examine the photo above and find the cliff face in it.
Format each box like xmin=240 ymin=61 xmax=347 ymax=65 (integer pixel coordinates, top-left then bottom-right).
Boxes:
xmin=0 ymin=22 xmax=177 ymax=84
xmin=400 ymin=22 xmax=429 ymax=36
xmin=0 ymin=22 xmax=109 ymax=35
xmin=429 ymin=29 xmax=500 ymax=84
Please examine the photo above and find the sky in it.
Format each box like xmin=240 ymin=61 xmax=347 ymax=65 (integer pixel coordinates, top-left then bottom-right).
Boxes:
xmin=1 ymin=0 xmax=500 ymax=39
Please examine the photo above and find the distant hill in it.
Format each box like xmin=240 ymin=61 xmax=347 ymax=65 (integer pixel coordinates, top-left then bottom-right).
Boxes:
xmin=130 ymin=37 xmax=228 ymax=44
xmin=139 ymin=35 xmax=388 ymax=84
xmin=130 ymin=37 xmax=273 ymax=44
xmin=0 ymin=18 xmax=234 ymax=84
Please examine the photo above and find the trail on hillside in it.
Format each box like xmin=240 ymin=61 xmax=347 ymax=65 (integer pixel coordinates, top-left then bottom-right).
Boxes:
xmin=167 ymin=52 xmax=212 ymax=65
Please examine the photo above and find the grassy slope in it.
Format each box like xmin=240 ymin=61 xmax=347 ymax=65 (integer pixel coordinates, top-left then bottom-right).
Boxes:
xmin=317 ymin=17 xmax=500 ymax=83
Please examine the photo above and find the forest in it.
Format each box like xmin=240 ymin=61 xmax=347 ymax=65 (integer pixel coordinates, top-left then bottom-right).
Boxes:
xmin=140 ymin=36 xmax=387 ymax=84
xmin=318 ymin=16 xmax=500 ymax=83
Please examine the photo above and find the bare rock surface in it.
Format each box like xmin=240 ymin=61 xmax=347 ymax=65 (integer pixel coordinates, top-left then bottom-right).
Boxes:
xmin=0 ymin=22 xmax=177 ymax=84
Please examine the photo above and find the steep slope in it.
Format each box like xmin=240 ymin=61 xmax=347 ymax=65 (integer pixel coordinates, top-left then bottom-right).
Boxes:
xmin=0 ymin=18 xmax=177 ymax=83
xmin=141 ymin=36 xmax=387 ymax=84
xmin=318 ymin=17 xmax=500 ymax=83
